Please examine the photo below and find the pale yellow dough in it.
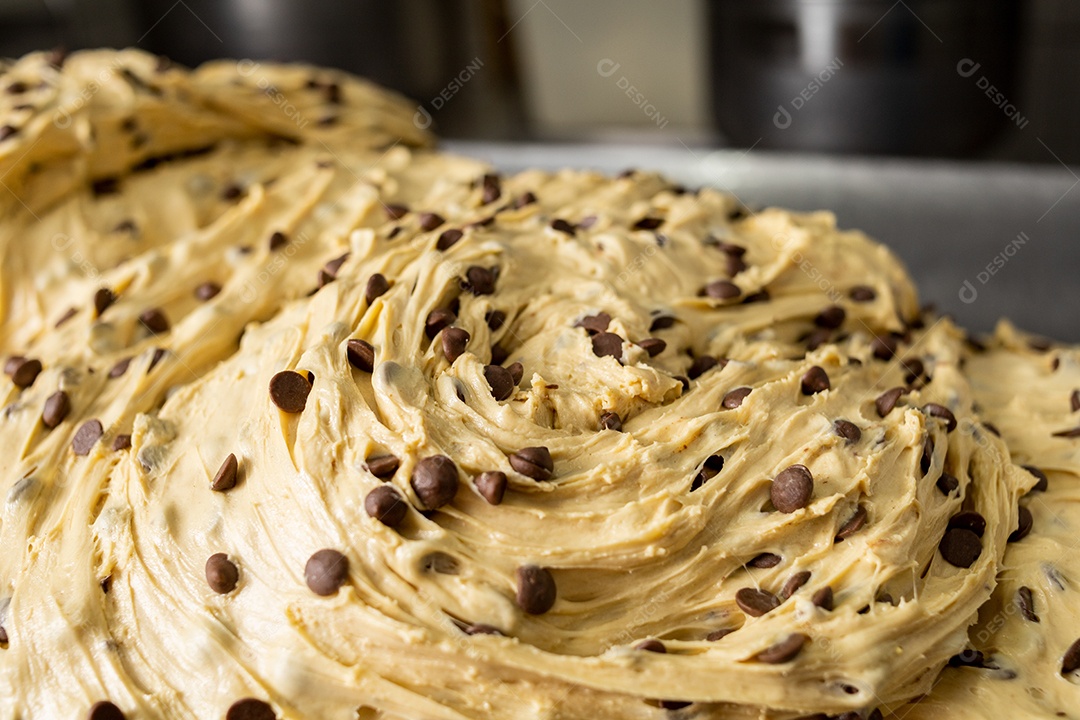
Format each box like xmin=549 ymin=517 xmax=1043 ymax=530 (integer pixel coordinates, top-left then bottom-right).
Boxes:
xmin=0 ymin=49 xmax=1045 ymax=720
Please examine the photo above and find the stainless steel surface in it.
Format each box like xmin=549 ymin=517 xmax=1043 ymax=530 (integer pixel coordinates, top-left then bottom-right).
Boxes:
xmin=446 ymin=140 xmax=1080 ymax=341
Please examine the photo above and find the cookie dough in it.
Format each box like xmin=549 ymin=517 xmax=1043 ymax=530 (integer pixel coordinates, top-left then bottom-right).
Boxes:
xmin=0 ymin=49 xmax=1038 ymax=719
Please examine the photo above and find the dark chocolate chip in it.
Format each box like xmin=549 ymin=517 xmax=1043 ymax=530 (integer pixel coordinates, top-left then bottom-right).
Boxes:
xmin=736 ymin=587 xmax=780 ymax=617
xmin=305 ymin=549 xmax=349 ymax=596
xmin=516 ymin=564 xmax=557 ymax=614
xmin=139 ymin=308 xmax=169 ymax=334
xmin=805 ymin=328 xmax=832 ymax=351
xmin=347 ymin=339 xmax=375 ymax=372
xmin=148 ymin=348 xmax=167 ymax=372
xmin=411 ymin=455 xmax=459 ymax=509
xmin=949 ymin=511 xmax=987 ymax=537
xmin=635 ymin=638 xmax=667 ymax=652
xmin=268 ymin=370 xmax=312 ymax=413
xmin=742 ymin=289 xmax=770 ymax=304
xmin=212 ymin=454 xmax=238 ymax=492
xmin=836 ymin=505 xmax=867 ymax=540
xmin=4 ymin=355 xmax=25 ymax=376
xmin=632 ymin=216 xmax=663 ymax=230
xmin=480 ymin=173 xmax=501 ymax=204
xmin=576 ymin=313 xmax=611 ymax=334
xmin=365 ymin=485 xmax=408 ymax=527
xmin=72 ymin=419 xmax=104 ymax=456
xmin=418 ymin=212 xmax=445 ymax=231
xmin=507 ymin=362 xmax=523 ymax=385
xmin=55 ymin=307 xmax=78 ymax=327
xmin=550 ymin=218 xmax=576 ymax=235
xmin=1009 ymin=506 xmax=1033 ymax=542
xmin=834 ymin=419 xmax=861 ymax=444
xmin=441 ymin=328 xmax=470 ymax=362
xmin=1023 ymin=465 xmax=1049 ymax=492
xmin=475 ymin=471 xmax=507 ymax=505
xmin=592 ymin=332 xmax=623 ymax=359
xmin=850 ymin=286 xmax=876 ymax=302
xmin=10 ymin=358 xmax=42 ymax=388
xmin=812 ymin=586 xmax=834 ymax=610
xmin=871 ymin=334 xmax=897 ymax=360
xmin=706 ymin=628 xmax=733 ymax=641
xmin=221 ymin=183 xmax=243 ymax=201
xmin=637 ymin=338 xmax=666 ymax=357
xmin=225 ymin=698 xmax=276 ymax=720
xmin=513 ymin=191 xmax=537 ymax=208
xmin=365 ymin=273 xmax=390 ymax=304
xmin=814 ymin=306 xmax=846 ymax=329
xmin=772 ymin=465 xmax=813 ymax=513
xmin=205 ymin=553 xmax=239 ymax=594
xmin=195 ymin=281 xmax=221 ymax=301
xmin=111 ymin=435 xmax=131 ymax=451
xmin=722 ymin=387 xmax=752 ymax=409
xmin=748 ymin=553 xmax=782 ymax=568
xmin=490 ymin=343 xmax=509 ymax=365
xmin=924 ymin=403 xmax=957 ymax=432
xmin=688 ymin=355 xmax=720 ymax=379
xmin=268 ymin=231 xmax=288 ymax=251
xmin=649 ymin=314 xmax=676 ymax=331
xmin=936 ymin=473 xmax=960 ymax=495
xmin=1052 ymin=426 xmax=1080 ymax=438
xmin=425 ymin=308 xmax=456 ymax=339
xmin=948 ymin=649 xmax=987 ymax=668
xmin=465 ymin=266 xmax=497 ymax=295
xmin=1017 ymin=586 xmax=1039 ymax=622
xmin=486 ymin=309 xmax=506 ymax=330
xmin=599 ymin=411 xmax=622 ymax=431
xmin=754 ymin=633 xmax=807 ymax=664
xmin=800 ymin=366 xmax=830 ymax=395
xmin=779 ymin=571 xmax=811 ymax=600
xmin=484 ymin=364 xmax=515 ymax=401
xmin=703 ymin=280 xmax=740 ymax=300
xmin=1072 ymin=389 xmax=1080 ymax=413
xmin=436 ymin=228 xmax=463 ymax=250
xmin=366 ymin=454 xmax=400 ymax=479
xmin=875 ymin=387 xmax=904 ymax=417
xmin=939 ymin=528 xmax=982 ymax=568
xmin=384 ymin=203 xmax=409 ymax=220
xmin=1062 ymin=638 xmax=1080 ymax=675
xmin=88 ymin=701 xmax=126 ymax=720
xmin=921 ymin=435 xmax=935 ymax=475
xmin=509 ymin=446 xmax=553 ymax=481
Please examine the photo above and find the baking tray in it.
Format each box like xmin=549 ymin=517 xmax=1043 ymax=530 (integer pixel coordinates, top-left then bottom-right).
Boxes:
xmin=447 ymin=141 xmax=1080 ymax=342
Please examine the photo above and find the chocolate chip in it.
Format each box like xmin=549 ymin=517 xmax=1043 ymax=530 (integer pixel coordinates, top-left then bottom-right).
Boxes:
xmin=0 ymin=125 xmax=18 ymax=142
xmin=221 ymin=183 xmax=243 ymax=201
xmin=722 ymin=387 xmax=752 ymax=409
xmin=924 ymin=403 xmax=957 ymax=432
xmin=592 ymin=332 xmax=623 ymax=359
xmin=226 ymin=698 xmax=276 ymax=720
xmin=411 ymin=455 xmax=459 ymax=509
xmin=706 ymin=628 xmax=733 ymax=641
xmin=754 ymin=633 xmax=807 ymax=664
xmin=812 ymin=586 xmax=834 ymax=610
xmin=148 ymin=348 xmax=167 ymax=372
xmin=513 ymin=191 xmax=537 ymax=208
xmin=836 ymin=505 xmax=867 ymax=540
xmin=486 ymin=309 xmax=506 ymax=330
xmin=304 ymin=549 xmax=349 ymax=596
xmin=425 ymin=308 xmax=456 ymax=339
xmin=742 ymin=289 xmax=770 ymax=304
xmin=948 ymin=649 xmax=987 ymax=668
xmin=507 ymin=362 xmax=524 ymax=385
xmin=195 ymin=281 xmax=221 ymax=301
xmin=319 ymin=253 xmax=350 ymax=286
xmin=1052 ymin=426 xmax=1080 ymax=438
xmin=779 ymin=571 xmax=811 ymax=600
xmin=10 ymin=358 xmax=42 ymax=388
xmin=748 ymin=553 xmax=782 ymax=568
xmin=92 ymin=177 xmax=121 ymax=196
xmin=692 ymin=455 xmax=724 ymax=491
xmin=366 ymin=454 xmax=399 ymax=478
xmin=920 ymin=435 xmax=935 ymax=475
xmin=637 ymin=338 xmax=666 ymax=357
xmin=465 ymin=266 xmax=497 ymax=295
xmin=834 ymin=419 xmax=861 ymax=444
xmin=268 ymin=231 xmax=288 ymax=251
xmin=599 ymin=411 xmax=622 ymax=431
xmin=484 ymin=365 xmax=515 ymax=401
xmin=649 ymin=314 xmax=676 ymax=331
xmin=417 ymin=212 xmax=445 ymax=232
xmin=475 ymin=471 xmax=507 ymax=505
xmin=633 ymin=216 xmax=664 ymax=230
xmin=814 ymin=306 xmax=846 ymax=329
xmin=800 ymin=366 xmax=830 ymax=395
xmin=875 ymin=387 xmax=904 ymax=417
xmin=939 ymin=528 xmax=982 ymax=568
xmin=72 ymin=419 xmax=103 ymax=456
xmin=1023 ymin=465 xmax=1049 ymax=492
xmin=703 ymin=280 xmax=740 ymax=300
xmin=365 ymin=274 xmax=390 ymax=304
xmin=111 ymin=435 xmax=131 ymax=451
xmin=635 ymin=638 xmax=667 ymax=652
xmin=481 ymin=174 xmax=501 ymax=204
xmin=805 ymin=329 xmax=832 ymax=351
xmin=436 ymin=228 xmax=463 ymax=250
xmin=268 ymin=370 xmax=312 ymax=413
xmin=490 ymin=343 xmax=509 ymax=365
xmin=88 ymin=701 xmax=126 ymax=720
xmin=937 ymin=473 xmax=960 ymax=495
xmin=1072 ymin=389 xmax=1080 ymax=413
xmin=1017 ymin=586 xmax=1039 ymax=622
xmin=850 ymin=286 xmax=876 ymax=302
xmin=55 ymin=307 xmax=78 ymax=327
xmin=139 ymin=308 xmax=169 ymax=334
xmin=772 ymin=465 xmax=813 ymax=513
xmin=736 ymin=587 xmax=780 ymax=616
xmin=871 ymin=334 xmax=897 ymax=360
xmin=1062 ymin=638 xmax=1080 ymax=675
xmin=441 ymin=328 xmax=470 ymax=362
xmin=550 ymin=218 xmax=576 ymax=235
xmin=949 ymin=511 xmax=986 ymax=537
xmin=576 ymin=313 xmax=611 ymax=334
xmin=3 ymin=356 xmax=24 ymax=376
xmin=688 ymin=355 xmax=720 ymax=379
xmin=384 ymin=203 xmax=409 ymax=220
xmin=516 ymin=564 xmax=557 ymax=614
xmin=1009 ymin=506 xmax=1033 ymax=542
xmin=510 ymin=446 xmax=553 ymax=481
xmin=347 ymin=339 xmax=375 ymax=372
xmin=365 ymin=486 xmax=408 ymax=527
xmin=212 ymin=454 xmax=238 ymax=492
xmin=205 ymin=553 xmax=239 ymax=594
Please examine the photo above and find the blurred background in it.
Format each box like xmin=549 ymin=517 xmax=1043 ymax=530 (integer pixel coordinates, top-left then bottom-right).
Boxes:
xmin=2 ymin=0 xmax=1078 ymax=337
